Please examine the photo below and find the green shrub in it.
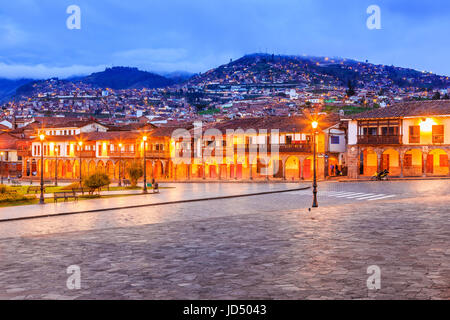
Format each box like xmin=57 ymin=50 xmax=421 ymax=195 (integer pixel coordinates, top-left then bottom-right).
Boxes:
xmin=0 ymin=193 xmax=35 ymax=203
xmin=83 ymin=172 xmax=111 ymax=195
xmin=126 ymin=161 xmax=143 ymax=187
xmin=0 ymin=185 xmax=9 ymax=194
xmin=61 ymin=182 xmax=81 ymax=191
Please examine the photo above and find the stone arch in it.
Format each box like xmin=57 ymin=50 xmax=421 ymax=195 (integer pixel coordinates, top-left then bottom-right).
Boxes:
xmin=403 ymin=149 xmax=423 ymax=177
xmin=65 ymin=160 xmax=73 ymax=179
xmin=153 ymin=160 xmax=164 ymax=180
xmin=88 ymin=160 xmax=96 ymax=175
xmin=428 ymin=149 xmax=449 ymax=176
xmin=81 ymin=160 xmax=88 ymax=178
xmin=381 ymin=149 xmax=400 ymax=176
xmin=44 ymin=159 xmax=50 ymax=178
xmin=106 ymin=160 xmax=115 ymax=179
xmin=97 ymin=160 xmax=105 ymax=173
xmin=285 ymin=156 xmax=300 ymax=180
xmin=178 ymin=162 xmax=190 ymax=180
xmin=360 ymin=148 xmax=377 ymax=176
xmin=303 ymin=155 xmax=313 ymax=179
xmin=57 ymin=160 xmax=64 ymax=179
xmin=327 ymin=156 xmax=339 ymax=176
xmin=145 ymin=160 xmax=152 ymax=179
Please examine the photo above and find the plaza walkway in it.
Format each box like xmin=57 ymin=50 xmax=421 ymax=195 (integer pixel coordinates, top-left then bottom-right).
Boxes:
xmin=0 ymin=183 xmax=307 ymax=221
xmin=0 ymin=192 xmax=448 ymax=300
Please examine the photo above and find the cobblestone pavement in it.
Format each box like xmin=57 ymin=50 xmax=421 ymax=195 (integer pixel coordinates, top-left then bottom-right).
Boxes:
xmin=0 ymin=193 xmax=448 ymax=300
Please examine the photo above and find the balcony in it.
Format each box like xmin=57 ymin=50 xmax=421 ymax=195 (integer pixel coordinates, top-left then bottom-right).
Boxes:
xmin=357 ymin=135 xmax=403 ymax=145
xmin=145 ymin=150 xmax=171 ymax=159
xmin=17 ymin=149 xmax=32 ymax=157
xmin=75 ymin=150 xmax=96 ymax=158
xmin=107 ymin=151 xmax=136 ymax=158
xmin=278 ymin=143 xmax=313 ymax=153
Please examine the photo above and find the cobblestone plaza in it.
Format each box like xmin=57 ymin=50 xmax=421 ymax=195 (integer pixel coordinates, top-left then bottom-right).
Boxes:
xmin=0 ymin=181 xmax=448 ymax=300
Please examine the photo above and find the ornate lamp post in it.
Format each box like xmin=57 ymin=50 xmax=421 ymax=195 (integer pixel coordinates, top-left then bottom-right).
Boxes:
xmin=78 ymin=141 xmax=83 ymax=187
xmin=39 ymin=134 xmax=45 ymax=205
xmin=142 ymin=136 xmax=148 ymax=194
xmin=0 ymin=151 xmax=4 ymax=185
xmin=118 ymin=142 xmax=123 ymax=187
xmin=311 ymin=121 xmax=319 ymax=208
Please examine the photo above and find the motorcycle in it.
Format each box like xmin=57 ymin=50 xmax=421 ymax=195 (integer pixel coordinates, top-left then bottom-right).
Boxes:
xmin=371 ymin=169 xmax=389 ymax=181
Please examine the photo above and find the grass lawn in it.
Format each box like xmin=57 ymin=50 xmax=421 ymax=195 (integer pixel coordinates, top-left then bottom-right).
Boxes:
xmin=9 ymin=185 xmax=172 ymax=195
xmin=0 ymin=193 xmax=143 ymax=208
xmin=8 ymin=185 xmax=142 ymax=194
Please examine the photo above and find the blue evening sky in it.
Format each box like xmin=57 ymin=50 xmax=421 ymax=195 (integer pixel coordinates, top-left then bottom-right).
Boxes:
xmin=0 ymin=0 xmax=449 ymax=79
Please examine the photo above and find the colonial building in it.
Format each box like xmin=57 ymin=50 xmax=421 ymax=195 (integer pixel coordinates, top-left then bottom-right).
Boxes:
xmin=171 ymin=115 xmax=345 ymax=181
xmin=20 ymin=114 xmax=345 ymax=182
xmin=343 ymin=100 xmax=450 ymax=179
xmin=0 ymin=132 xmax=30 ymax=178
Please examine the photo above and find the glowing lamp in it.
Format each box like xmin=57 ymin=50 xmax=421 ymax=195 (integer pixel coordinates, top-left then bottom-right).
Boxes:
xmin=311 ymin=121 xmax=319 ymax=129
xmin=419 ymin=118 xmax=436 ymax=132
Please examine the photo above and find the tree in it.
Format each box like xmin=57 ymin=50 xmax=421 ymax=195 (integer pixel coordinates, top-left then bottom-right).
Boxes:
xmin=346 ymin=80 xmax=356 ymax=97
xmin=432 ymin=91 xmax=441 ymax=100
xmin=126 ymin=161 xmax=143 ymax=187
xmin=83 ymin=171 xmax=111 ymax=195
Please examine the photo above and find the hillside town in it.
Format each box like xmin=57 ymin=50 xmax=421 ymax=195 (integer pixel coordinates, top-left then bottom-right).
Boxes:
xmin=1 ymin=55 xmax=450 ymax=128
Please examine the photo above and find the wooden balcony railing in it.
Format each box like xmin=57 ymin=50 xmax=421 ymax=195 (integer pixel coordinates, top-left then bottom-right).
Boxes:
xmin=145 ymin=150 xmax=171 ymax=159
xmin=75 ymin=150 xmax=96 ymax=158
xmin=278 ymin=143 xmax=313 ymax=153
xmin=357 ymin=135 xmax=403 ymax=145
xmin=107 ymin=151 xmax=136 ymax=158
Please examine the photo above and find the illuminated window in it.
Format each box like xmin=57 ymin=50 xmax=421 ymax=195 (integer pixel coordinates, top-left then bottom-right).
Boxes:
xmin=432 ymin=125 xmax=444 ymax=144
xmin=409 ymin=126 xmax=420 ymax=143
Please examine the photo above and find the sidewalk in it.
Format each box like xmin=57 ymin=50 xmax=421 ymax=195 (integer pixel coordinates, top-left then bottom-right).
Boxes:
xmin=337 ymin=176 xmax=450 ymax=182
xmin=0 ymin=183 xmax=309 ymax=222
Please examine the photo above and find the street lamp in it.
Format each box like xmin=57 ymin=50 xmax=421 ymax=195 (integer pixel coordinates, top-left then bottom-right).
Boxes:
xmin=78 ymin=141 xmax=83 ymax=187
xmin=39 ymin=133 xmax=45 ymax=204
xmin=0 ymin=151 xmax=4 ymax=185
xmin=143 ymin=136 xmax=148 ymax=193
xmin=118 ymin=143 xmax=123 ymax=187
xmin=311 ymin=121 xmax=319 ymax=208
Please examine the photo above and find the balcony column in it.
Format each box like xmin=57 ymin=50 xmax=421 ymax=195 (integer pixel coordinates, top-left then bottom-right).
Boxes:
xmin=22 ymin=157 xmax=28 ymax=178
xmin=422 ymin=153 xmax=427 ymax=177
xmin=400 ymin=154 xmax=404 ymax=178
xmin=377 ymin=152 xmax=382 ymax=173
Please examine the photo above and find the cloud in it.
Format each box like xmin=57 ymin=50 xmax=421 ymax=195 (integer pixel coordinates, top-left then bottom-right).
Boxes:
xmin=0 ymin=21 xmax=28 ymax=47
xmin=0 ymin=63 xmax=107 ymax=79
xmin=111 ymin=48 xmax=233 ymax=73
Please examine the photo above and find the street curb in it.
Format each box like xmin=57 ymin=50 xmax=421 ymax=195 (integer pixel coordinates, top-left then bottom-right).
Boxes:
xmin=0 ymin=186 xmax=310 ymax=223
xmin=338 ymin=177 xmax=450 ymax=182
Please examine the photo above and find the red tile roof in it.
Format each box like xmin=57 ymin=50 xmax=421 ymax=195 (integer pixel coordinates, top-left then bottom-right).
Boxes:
xmin=345 ymin=100 xmax=450 ymax=120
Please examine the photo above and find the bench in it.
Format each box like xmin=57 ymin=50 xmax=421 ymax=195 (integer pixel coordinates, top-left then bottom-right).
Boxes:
xmin=10 ymin=180 xmax=21 ymax=186
xmin=122 ymin=179 xmax=131 ymax=187
xmin=53 ymin=191 xmax=78 ymax=203
xmin=72 ymin=188 xmax=86 ymax=195
xmin=27 ymin=186 xmax=45 ymax=194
